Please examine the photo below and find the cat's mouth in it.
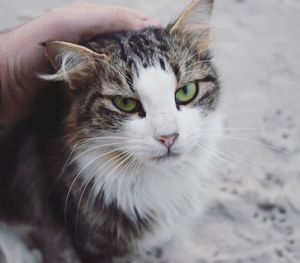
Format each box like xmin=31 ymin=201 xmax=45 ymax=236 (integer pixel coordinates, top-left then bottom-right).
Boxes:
xmin=152 ymin=152 xmax=181 ymax=162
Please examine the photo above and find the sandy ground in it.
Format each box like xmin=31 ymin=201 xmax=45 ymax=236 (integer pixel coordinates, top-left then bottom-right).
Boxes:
xmin=1 ymin=0 xmax=300 ymax=262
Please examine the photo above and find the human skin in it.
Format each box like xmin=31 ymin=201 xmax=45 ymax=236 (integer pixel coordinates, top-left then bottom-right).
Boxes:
xmin=0 ymin=3 xmax=160 ymax=125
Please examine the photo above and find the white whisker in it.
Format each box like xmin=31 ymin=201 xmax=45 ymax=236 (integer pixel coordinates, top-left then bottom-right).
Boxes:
xmin=198 ymin=133 xmax=289 ymax=154
xmin=69 ymin=141 xmax=127 ymax=165
xmin=74 ymin=150 xmax=135 ymax=238
xmin=64 ymin=145 xmax=131 ymax=223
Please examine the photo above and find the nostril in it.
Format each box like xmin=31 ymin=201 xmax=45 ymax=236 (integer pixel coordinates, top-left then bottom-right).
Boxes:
xmin=157 ymin=133 xmax=179 ymax=149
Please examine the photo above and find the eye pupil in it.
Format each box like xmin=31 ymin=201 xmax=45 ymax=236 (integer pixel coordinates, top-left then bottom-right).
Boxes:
xmin=183 ymin=86 xmax=188 ymax=94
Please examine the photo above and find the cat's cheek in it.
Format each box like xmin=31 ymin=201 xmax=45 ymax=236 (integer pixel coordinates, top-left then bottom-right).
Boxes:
xmin=175 ymin=107 xmax=203 ymax=149
xmin=121 ymin=118 xmax=156 ymax=159
xmin=123 ymin=117 xmax=149 ymax=138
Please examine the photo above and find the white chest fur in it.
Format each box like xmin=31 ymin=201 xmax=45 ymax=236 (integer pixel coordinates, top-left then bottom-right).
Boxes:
xmin=76 ymin=142 xmax=217 ymax=249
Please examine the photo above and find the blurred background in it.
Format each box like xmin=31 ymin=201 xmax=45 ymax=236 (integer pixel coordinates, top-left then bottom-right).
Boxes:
xmin=1 ymin=0 xmax=300 ymax=262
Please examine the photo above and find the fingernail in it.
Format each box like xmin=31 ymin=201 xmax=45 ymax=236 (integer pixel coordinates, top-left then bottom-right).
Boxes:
xmin=143 ymin=19 xmax=161 ymax=28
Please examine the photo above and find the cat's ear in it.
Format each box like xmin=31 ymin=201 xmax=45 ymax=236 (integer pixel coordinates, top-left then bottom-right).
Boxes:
xmin=41 ymin=41 xmax=108 ymax=90
xmin=169 ymin=0 xmax=214 ymax=52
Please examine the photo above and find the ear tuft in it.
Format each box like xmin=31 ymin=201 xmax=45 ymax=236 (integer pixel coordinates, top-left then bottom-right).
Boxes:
xmin=169 ymin=0 xmax=214 ymax=51
xmin=40 ymin=41 xmax=108 ymax=90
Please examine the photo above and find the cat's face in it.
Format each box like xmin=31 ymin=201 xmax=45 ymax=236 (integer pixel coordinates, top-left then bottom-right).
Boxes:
xmin=80 ymin=29 xmax=219 ymax=170
xmin=42 ymin=0 xmax=219 ymax=170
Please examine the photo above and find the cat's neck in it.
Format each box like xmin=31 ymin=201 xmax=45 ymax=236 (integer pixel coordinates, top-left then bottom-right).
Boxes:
xmin=76 ymin=150 xmax=213 ymax=225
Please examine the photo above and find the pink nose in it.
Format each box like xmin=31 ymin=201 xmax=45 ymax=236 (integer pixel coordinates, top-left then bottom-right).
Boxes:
xmin=157 ymin=133 xmax=179 ymax=150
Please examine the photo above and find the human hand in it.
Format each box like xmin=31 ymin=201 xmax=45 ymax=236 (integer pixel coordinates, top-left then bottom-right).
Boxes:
xmin=0 ymin=3 xmax=160 ymax=125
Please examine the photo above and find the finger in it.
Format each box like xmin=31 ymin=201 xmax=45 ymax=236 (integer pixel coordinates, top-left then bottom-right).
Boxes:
xmin=50 ymin=5 xmax=161 ymax=42
xmin=79 ymin=7 xmax=160 ymax=35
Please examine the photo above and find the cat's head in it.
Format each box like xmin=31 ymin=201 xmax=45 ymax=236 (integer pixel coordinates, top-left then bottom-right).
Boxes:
xmin=41 ymin=0 xmax=220 ymax=171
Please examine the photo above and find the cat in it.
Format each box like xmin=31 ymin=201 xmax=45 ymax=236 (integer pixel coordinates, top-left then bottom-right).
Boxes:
xmin=0 ymin=0 xmax=222 ymax=262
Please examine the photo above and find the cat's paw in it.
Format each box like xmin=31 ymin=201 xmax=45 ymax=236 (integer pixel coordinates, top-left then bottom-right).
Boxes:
xmin=0 ymin=225 xmax=43 ymax=263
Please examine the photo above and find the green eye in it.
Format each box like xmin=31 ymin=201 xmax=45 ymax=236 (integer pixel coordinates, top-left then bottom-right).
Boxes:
xmin=112 ymin=97 xmax=140 ymax=113
xmin=175 ymin=82 xmax=198 ymax=105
